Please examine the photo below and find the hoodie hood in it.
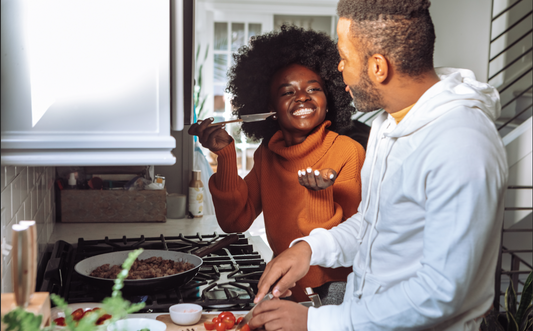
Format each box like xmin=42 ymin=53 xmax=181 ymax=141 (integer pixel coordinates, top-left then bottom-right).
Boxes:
xmin=387 ymin=67 xmax=502 ymax=138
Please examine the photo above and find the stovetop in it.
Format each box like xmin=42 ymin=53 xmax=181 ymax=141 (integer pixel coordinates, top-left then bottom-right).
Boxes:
xmin=38 ymin=232 xmax=266 ymax=312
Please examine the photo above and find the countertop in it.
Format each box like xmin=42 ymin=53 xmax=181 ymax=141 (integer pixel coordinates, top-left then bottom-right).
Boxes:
xmin=49 ymin=215 xmax=273 ymax=263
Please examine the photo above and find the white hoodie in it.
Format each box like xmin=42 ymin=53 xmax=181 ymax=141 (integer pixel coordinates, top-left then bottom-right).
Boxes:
xmin=295 ymin=68 xmax=509 ymax=330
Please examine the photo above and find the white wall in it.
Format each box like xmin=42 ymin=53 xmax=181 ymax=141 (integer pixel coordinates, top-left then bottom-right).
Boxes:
xmin=1 ymin=166 xmax=56 ymax=293
xmin=430 ymin=0 xmax=493 ymax=83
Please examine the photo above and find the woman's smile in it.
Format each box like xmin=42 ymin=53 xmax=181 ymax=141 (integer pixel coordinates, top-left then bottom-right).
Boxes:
xmin=292 ymin=107 xmax=316 ymax=117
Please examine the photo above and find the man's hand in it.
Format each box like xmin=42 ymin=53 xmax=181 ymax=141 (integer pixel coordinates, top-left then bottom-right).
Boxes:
xmin=249 ymin=298 xmax=308 ymax=331
xmin=298 ymin=168 xmax=337 ymax=191
xmin=255 ymin=241 xmax=312 ymax=303
xmin=188 ymin=118 xmax=233 ymax=152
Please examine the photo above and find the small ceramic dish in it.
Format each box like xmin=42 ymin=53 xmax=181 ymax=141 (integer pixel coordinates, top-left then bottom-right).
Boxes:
xmin=169 ymin=303 xmax=203 ymax=325
xmin=107 ymin=318 xmax=167 ymax=331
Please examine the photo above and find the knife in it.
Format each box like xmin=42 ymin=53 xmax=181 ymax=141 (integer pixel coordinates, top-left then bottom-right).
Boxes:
xmin=235 ymin=292 xmax=274 ymax=330
xmin=207 ymin=112 xmax=276 ymax=126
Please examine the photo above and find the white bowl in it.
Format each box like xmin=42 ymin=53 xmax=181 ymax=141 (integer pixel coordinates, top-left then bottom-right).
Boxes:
xmin=169 ymin=303 xmax=203 ymax=325
xmin=107 ymin=318 xmax=166 ymax=331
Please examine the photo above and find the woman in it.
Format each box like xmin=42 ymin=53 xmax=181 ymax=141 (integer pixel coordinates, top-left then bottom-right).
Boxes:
xmin=188 ymin=26 xmax=365 ymax=303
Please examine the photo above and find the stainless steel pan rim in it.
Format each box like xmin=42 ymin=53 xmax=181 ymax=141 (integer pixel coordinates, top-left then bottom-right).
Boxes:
xmin=74 ymin=249 xmax=203 ymax=282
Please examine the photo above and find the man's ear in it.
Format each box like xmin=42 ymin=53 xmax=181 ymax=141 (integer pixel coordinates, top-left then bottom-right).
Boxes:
xmin=368 ymin=54 xmax=389 ymax=84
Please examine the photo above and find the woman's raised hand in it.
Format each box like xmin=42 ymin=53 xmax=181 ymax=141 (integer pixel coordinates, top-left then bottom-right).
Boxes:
xmin=298 ymin=168 xmax=337 ymax=191
xmin=188 ymin=118 xmax=233 ymax=152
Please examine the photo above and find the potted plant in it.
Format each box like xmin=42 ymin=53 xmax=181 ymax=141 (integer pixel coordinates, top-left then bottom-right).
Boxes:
xmin=481 ymin=270 xmax=533 ymax=331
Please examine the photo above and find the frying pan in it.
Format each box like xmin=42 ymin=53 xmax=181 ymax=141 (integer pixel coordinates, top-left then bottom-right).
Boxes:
xmin=74 ymin=234 xmax=239 ymax=295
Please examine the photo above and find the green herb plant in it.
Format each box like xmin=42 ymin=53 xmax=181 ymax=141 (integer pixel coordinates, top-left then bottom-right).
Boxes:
xmin=2 ymin=248 xmax=146 ymax=331
xmin=482 ymin=270 xmax=533 ymax=331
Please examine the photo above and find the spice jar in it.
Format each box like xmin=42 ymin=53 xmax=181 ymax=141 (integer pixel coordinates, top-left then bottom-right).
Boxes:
xmin=188 ymin=170 xmax=204 ymax=218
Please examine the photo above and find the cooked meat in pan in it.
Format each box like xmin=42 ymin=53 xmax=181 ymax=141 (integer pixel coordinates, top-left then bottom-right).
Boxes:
xmin=89 ymin=256 xmax=196 ymax=279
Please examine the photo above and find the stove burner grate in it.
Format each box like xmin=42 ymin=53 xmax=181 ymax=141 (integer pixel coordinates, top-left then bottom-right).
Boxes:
xmin=38 ymin=232 xmax=266 ymax=312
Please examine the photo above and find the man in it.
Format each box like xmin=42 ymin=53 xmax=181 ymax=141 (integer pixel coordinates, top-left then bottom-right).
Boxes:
xmin=248 ymin=0 xmax=508 ymax=330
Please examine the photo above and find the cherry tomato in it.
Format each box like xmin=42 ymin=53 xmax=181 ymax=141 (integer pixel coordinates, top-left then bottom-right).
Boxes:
xmin=71 ymin=308 xmax=85 ymax=321
xmin=223 ymin=317 xmax=235 ymax=329
xmin=212 ymin=316 xmax=221 ymax=323
xmin=218 ymin=311 xmax=235 ymax=322
xmin=236 ymin=316 xmax=244 ymax=324
xmin=241 ymin=324 xmax=251 ymax=331
xmin=215 ymin=321 xmax=227 ymax=331
xmin=96 ymin=314 xmax=112 ymax=325
xmin=204 ymin=321 xmax=216 ymax=330
xmin=54 ymin=317 xmax=66 ymax=326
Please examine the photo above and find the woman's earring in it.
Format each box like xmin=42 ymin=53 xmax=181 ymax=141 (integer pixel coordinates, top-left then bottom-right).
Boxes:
xmin=326 ymin=109 xmax=329 ymax=113
xmin=272 ymin=114 xmax=278 ymax=120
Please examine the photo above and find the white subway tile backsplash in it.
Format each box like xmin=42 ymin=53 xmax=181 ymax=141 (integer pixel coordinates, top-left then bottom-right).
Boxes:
xmin=1 ymin=185 xmax=12 ymax=222
xmin=31 ymin=188 xmax=37 ymax=219
xmin=1 ymin=208 xmax=5 ymax=230
xmin=15 ymin=205 xmax=24 ymax=224
xmin=0 ymin=166 xmax=56 ymax=294
xmin=44 ymin=192 xmax=50 ymax=220
xmin=5 ymin=167 xmax=15 ymax=187
xmin=21 ymin=168 xmax=28 ymax=198
xmin=47 ymin=168 xmax=54 ymax=189
xmin=2 ymin=257 xmax=13 ymax=293
xmin=12 ymin=176 xmax=21 ymax=219
xmin=1 ymin=167 xmax=5 ymax=189
xmin=24 ymin=199 xmax=31 ymax=221
xmin=28 ymin=167 xmax=35 ymax=189
xmin=5 ymin=216 xmax=15 ymax=247
xmin=36 ymin=204 xmax=44 ymax=225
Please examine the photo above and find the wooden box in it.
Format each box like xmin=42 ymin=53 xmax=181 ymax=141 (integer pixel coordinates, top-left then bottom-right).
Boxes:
xmin=60 ymin=189 xmax=167 ymax=223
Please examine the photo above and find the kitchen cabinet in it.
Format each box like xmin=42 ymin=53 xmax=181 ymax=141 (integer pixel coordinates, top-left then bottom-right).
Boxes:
xmin=1 ymin=0 xmax=193 ymax=166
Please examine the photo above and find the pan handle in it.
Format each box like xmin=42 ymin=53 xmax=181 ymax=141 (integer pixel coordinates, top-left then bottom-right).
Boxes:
xmin=192 ymin=234 xmax=240 ymax=258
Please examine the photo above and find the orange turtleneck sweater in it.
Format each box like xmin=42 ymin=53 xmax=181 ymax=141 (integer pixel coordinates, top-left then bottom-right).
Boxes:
xmin=209 ymin=121 xmax=365 ymax=300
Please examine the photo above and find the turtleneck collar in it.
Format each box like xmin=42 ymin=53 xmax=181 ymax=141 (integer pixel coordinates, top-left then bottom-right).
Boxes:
xmin=267 ymin=121 xmax=337 ymax=171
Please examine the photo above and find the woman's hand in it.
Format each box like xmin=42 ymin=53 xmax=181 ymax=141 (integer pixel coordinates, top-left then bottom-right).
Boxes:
xmin=188 ymin=118 xmax=233 ymax=152
xmin=298 ymin=168 xmax=337 ymax=191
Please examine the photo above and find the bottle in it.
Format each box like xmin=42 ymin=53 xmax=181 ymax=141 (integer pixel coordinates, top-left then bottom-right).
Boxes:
xmin=188 ymin=170 xmax=204 ymax=218
xmin=68 ymin=173 xmax=77 ymax=189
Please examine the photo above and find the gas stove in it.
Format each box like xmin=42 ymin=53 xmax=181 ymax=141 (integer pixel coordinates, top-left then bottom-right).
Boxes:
xmin=38 ymin=232 xmax=266 ymax=313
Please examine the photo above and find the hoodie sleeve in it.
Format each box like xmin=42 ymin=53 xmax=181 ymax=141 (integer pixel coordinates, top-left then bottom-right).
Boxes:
xmin=209 ymin=141 xmax=263 ymax=233
xmin=291 ymin=208 xmax=364 ymax=268
xmin=295 ymin=109 xmax=508 ymax=330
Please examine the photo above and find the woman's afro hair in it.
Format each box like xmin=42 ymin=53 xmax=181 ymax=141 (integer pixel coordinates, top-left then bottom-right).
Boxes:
xmin=226 ymin=25 xmax=354 ymax=144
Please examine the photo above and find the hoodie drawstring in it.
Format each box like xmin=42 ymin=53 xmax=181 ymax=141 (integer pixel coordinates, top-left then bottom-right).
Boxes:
xmin=355 ymin=146 xmax=390 ymax=297
xmin=355 ymin=120 xmax=395 ymax=298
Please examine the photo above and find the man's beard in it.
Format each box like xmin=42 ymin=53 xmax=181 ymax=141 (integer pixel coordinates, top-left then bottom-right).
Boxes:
xmin=349 ymin=69 xmax=384 ymax=113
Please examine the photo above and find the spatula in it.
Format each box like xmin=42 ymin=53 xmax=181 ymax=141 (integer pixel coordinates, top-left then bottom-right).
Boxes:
xmin=207 ymin=112 xmax=276 ymax=126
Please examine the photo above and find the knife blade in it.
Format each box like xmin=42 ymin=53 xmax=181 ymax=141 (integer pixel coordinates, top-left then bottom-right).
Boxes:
xmin=235 ymin=292 xmax=274 ymax=330
xmin=207 ymin=112 xmax=276 ymax=126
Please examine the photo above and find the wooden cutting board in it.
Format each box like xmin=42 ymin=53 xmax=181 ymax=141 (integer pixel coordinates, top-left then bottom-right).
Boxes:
xmin=156 ymin=313 xmax=247 ymax=331
xmin=1 ymin=292 xmax=51 ymax=331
